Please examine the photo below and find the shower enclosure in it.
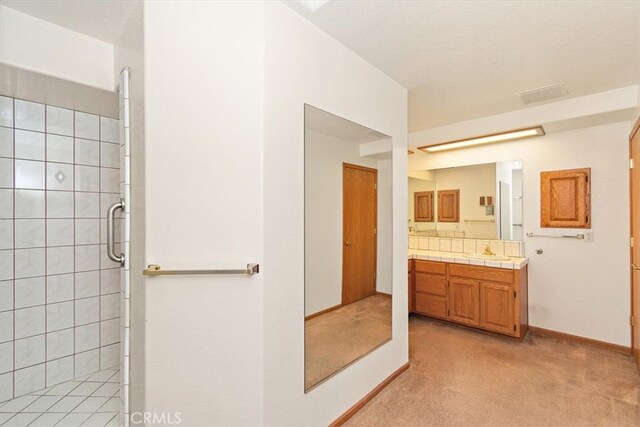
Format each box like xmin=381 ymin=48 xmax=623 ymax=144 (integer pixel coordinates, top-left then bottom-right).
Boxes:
xmin=0 ymin=68 xmax=132 ymax=426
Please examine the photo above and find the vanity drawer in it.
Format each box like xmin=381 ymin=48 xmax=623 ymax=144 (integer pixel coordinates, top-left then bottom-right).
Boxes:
xmin=415 ymin=273 xmax=447 ymax=296
xmin=415 ymin=293 xmax=447 ymax=319
xmin=449 ymin=264 xmax=514 ymax=284
xmin=414 ymin=260 xmax=446 ymax=275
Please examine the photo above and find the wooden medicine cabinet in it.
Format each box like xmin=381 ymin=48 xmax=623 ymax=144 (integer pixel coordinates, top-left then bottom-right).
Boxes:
xmin=414 ymin=191 xmax=434 ymax=222
xmin=437 ymin=189 xmax=460 ymax=223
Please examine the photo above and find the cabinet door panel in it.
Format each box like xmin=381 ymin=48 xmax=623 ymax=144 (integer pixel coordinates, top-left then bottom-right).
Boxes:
xmin=438 ymin=189 xmax=460 ymax=223
xmin=414 ymin=191 xmax=434 ymax=222
xmin=449 ymin=264 xmax=513 ymax=284
xmin=415 ymin=273 xmax=447 ymax=296
xmin=480 ymin=282 xmax=515 ymax=335
xmin=448 ymin=278 xmax=479 ymax=325
xmin=540 ymin=168 xmax=590 ymax=228
xmin=415 ymin=260 xmax=447 ymax=275
xmin=415 ymin=293 xmax=447 ymax=319
xmin=408 ymin=273 xmax=414 ymax=312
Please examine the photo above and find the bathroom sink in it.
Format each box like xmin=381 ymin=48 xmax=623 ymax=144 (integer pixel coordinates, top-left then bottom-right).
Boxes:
xmin=463 ymin=253 xmax=512 ymax=261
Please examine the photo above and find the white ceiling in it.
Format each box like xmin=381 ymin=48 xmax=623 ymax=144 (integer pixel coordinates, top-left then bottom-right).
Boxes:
xmin=305 ymin=104 xmax=390 ymax=143
xmin=287 ymin=0 xmax=640 ymax=131
xmin=0 ymin=0 xmax=141 ymax=47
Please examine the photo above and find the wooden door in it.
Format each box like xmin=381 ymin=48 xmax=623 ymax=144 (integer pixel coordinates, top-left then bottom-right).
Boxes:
xmin=438 ymin=190 xmax=460 ymax=222
xmin=630 ymin=116 xmax=640 ymax=370
xmin=414 ymin=191 xmax=434 ymax=222
xmin=342 ymin=163 xmax=377 ymax=305
xmin=540 ymin=168 xmax=591 ymax=228
xmin=480 ymin=282 xmax=514 ymax=335
xmin=448 ymin=278 xmax=479 ymax=326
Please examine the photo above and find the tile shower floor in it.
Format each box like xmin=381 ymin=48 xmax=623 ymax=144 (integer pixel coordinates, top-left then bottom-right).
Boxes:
xmin=0 ymin=369 xmax=120 ymax=427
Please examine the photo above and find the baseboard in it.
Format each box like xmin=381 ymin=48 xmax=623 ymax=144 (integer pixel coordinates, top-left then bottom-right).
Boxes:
xmin=376 ymin=291 xmax=392 ymax=298
xmin=528 ymin=326 xmax=631 ymax=355
xmin=330 ymin=362 xmax=410 ymax=427
xmin=305 ymin=303 xmax=342 ymax=321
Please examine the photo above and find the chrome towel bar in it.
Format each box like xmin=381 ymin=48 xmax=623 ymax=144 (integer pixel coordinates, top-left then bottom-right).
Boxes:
xmin=464 ymin=219 xmax=495 ymax=223
xmin=526 ymin=232 xmax=584 ymax=240
xmin=143 ymin=263 xmax=260 ymax=276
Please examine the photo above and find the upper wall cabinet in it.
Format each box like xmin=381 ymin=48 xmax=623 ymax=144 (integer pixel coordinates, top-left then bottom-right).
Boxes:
xmin=414 ymin=191 xmax=434 ymax=222
xmin=540 ymin=168 xmax=591 ymax=228
xmin=437 ymin=189 xmax=460 ymax=223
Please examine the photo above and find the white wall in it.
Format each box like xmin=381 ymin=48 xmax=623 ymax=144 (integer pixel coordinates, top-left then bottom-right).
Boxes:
xmin=143 ymin=1 xmax=407 ymax=425
xmin=263 ymin=2 xmax=407 ymax=425
xmin=376 ymin=158 xmax=393 ymax=295
xmin=410 ymin=122 xmax=631 ymax=346
xmin=143 ymin=1 xmax=265 ymax=425
xmin=0 ymin=5 xmax=114 ymax=91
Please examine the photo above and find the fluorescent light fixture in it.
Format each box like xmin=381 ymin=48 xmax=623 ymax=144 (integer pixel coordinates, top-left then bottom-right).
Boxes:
xmin=419 ymin=126 xmax=545 ymax=153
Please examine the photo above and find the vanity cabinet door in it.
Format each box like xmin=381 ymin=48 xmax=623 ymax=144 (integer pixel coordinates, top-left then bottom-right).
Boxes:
xmin=479 ymin=282 xmax=515 ymax=335
xmin=448 ymin=278 xmax=479 ymax=326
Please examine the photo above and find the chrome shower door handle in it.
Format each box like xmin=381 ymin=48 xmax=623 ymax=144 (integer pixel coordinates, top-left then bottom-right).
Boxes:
xmin=107 ymin=199 xmax=125 ymax=266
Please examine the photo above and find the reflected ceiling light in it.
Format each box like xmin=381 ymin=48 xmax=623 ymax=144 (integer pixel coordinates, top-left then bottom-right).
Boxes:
xmin=418 ymin=126 xmax=545 ymax=153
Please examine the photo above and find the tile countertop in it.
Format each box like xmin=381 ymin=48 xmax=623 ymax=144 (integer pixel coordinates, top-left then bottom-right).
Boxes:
xmin=408 ymin=249 xmax=529 ymax=270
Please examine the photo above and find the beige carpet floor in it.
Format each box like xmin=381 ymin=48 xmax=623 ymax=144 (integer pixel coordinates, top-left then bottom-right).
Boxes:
xmin=305 ymin=294 xmax=392 ymax=390
xmin=346 ymin=315 xmax=640 ymax=426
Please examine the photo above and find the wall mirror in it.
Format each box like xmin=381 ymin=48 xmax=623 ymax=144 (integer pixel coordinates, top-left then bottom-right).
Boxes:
xmin=304 ymin=104 xmax=392 ymax=391
xmin=408 ymin=160 xmax=523 ymax=240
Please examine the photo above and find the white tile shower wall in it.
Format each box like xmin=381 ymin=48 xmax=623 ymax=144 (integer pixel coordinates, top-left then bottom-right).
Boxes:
xmin=0 ymin=96 xmax=121 ymax=402
xmin=118 ymin=67 xmax=131 ymax=423
xmin=408 ymin=236 xmax=525 ymax=257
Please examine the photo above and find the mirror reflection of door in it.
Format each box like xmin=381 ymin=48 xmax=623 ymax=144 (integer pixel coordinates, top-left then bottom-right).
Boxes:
xmin=304 ymin=104 xmax=392 ymax=392
xmin=342 ymin=164 xmax=377 ymax=305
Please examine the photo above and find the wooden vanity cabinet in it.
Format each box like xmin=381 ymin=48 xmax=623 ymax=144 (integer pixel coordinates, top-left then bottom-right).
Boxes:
xmin=479 ymin=281 xmax=514 ymax=335
xmin=408 ymin=259 xmax=528 ymax=339
xmin=413 ymin=260 xmax=448 ymax=320
xmin=408 ymin=260 xmax=414 ymax=312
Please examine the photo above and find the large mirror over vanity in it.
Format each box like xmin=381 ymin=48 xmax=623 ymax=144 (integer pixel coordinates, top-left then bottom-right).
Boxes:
xmin=407 ymin=160 xmax=529 ymax=339
xmin=409 ymin=160 xmax=523 ymax=240
xmin=304 ymin=105 xmax=393 ymax=391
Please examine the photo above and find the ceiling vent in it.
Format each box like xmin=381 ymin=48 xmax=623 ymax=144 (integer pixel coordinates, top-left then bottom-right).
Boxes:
xmin=516 ymin=83 xmax=568 ymax=105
